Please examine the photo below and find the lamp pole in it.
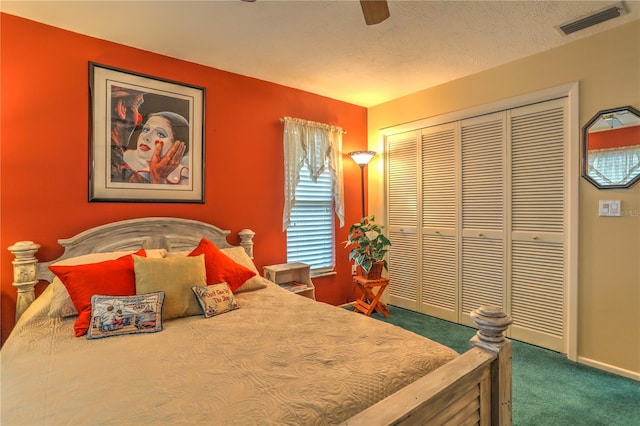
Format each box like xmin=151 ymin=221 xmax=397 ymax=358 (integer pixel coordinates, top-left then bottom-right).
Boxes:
xmin=358 ymin=164 xmax=366 ymax=218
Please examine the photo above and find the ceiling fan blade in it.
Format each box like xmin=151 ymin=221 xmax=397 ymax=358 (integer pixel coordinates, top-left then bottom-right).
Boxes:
xmin=360 ymin=0 xmax=390 ymax=25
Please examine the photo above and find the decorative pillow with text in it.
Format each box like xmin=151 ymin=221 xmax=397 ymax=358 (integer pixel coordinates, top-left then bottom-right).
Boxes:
xmin=191 ymin=283 xmax=239 ymax=318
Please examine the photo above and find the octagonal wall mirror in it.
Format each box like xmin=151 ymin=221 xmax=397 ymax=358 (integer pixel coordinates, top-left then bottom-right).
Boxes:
xmin=582 ymin=106 xmax=640 ymax=189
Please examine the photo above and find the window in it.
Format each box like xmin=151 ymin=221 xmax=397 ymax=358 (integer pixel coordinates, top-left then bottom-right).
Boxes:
xmin=281 ymin=116 xmax=344 ymax=274
xmin=588 ymin=147 xmax=640 ymax=186
xmin=287 ymin=164 xmax=335 ymax=274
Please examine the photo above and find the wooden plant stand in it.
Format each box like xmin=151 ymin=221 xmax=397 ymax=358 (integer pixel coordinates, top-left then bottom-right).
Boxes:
xmin=353 ymin=276 xmax=390 ymax=318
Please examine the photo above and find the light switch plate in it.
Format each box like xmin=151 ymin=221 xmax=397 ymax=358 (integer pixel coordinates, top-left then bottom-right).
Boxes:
xmin=599 ymin=200 xmax=621 ymax=217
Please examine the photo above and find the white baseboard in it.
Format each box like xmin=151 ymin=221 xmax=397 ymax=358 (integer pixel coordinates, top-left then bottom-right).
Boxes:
xmin=578 ymin=356 xmax=640 ymax=381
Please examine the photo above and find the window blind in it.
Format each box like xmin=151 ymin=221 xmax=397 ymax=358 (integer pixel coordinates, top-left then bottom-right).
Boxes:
xmin=287 ymin=165 xmax=335 ymax=274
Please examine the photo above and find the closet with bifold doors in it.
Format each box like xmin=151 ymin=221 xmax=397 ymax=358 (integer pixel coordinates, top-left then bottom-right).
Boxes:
xmin=385 ymin=97 xmax=568 ymax=352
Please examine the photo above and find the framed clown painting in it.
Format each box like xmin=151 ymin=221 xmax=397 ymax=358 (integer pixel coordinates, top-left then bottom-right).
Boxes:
xmin=89 ymin=62 xmax=205 ymax=203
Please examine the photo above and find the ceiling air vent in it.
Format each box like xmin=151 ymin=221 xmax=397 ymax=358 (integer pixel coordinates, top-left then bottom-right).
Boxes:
xmin=557 ymin=2 xmax=627 ymax=35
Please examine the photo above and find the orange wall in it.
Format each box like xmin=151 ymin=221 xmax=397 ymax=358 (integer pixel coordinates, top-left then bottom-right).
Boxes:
xmin=588 ymin=125 xmax=640 ymax=150
xmin=0 ymin=14 xmax=368 ymax=343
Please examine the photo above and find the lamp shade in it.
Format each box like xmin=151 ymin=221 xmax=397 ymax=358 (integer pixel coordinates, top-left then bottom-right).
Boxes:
xmin=349 ymin=150 xmax=376 ymax=166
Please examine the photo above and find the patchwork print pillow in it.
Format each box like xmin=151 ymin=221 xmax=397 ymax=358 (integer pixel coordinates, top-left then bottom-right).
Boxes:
xmin=191 ymin=283 xmax=239 ymax=318
xmin=86 ymin=292 xmax=165 ymax=339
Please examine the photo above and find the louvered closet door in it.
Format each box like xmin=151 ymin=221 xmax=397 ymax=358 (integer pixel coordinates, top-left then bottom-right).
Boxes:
xmin=420 ymin=123 xmax=459 ymax=321
xmin=386 ymin=131 xmax=420 ymax=310
xmin=459 ymin=113 xmax=506 ymax=325
xmin=509 ymin=98 xmax=566 ymax=352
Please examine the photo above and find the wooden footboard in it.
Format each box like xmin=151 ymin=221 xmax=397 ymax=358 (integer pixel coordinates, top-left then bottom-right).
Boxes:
xmin=344 ymin=306 xmax=512 ymax=426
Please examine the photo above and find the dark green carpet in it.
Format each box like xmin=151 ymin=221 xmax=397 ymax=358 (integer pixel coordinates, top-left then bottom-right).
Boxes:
xmin=356 ymin=305 xmax=640 ymax=426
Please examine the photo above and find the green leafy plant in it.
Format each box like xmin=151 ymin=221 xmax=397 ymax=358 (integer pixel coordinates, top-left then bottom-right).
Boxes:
xmin=344 ymin=215 xmax=391 ymax=274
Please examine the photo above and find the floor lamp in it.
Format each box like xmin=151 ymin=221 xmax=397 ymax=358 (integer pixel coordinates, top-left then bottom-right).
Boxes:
xmin=348 ymin=150 xmax=376 ymax=218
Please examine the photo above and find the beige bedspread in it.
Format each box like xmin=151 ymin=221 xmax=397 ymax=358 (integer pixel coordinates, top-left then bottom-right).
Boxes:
xmin=1 ymin=279 xmax=458 ymax=425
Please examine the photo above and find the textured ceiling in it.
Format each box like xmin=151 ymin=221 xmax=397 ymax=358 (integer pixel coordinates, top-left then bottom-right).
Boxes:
xmin=3 ymin=0 xmax=639 ymax=107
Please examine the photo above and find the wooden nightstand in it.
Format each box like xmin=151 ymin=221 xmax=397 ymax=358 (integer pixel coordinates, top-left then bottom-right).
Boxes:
xmin=352 ymin=276 xmax=389 ymax=317
xmin=263 ymin=262 xmax=316 ymax=300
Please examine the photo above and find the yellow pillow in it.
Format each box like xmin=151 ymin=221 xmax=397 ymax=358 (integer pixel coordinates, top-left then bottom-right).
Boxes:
xmin=133 ymin=254 xmax=206 ymax=320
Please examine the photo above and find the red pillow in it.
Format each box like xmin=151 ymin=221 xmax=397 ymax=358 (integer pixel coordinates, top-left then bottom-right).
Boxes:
xmin=188 ymin=238 xmax=256 ymax=292
xmin=49 ymin=249 xmax=146 ymax=337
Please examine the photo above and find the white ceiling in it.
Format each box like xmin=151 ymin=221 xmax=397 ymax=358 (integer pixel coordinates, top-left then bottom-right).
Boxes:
xmin=3 ymin=0 xmax=639 ymax=107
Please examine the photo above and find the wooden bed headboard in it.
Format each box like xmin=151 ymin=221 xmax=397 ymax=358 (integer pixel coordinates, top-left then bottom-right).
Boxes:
xmin=8 ymin=217 xmax=255 ymax=321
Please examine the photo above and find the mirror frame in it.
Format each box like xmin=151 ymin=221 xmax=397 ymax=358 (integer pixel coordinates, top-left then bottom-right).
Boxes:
xmin=582 ymin=105 xmax=640 ymax=189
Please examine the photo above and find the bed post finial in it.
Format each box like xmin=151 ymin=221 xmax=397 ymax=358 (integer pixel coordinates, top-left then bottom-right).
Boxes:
xmin=238 ymin=229 xmax=255 ymax=259
xmin=8 ymin=241 xmax=41 ymax=321
xmin=470 ymin=305 xmax=512 ymax=350
xmin=470 ymin=305 xmax=513 ymax=426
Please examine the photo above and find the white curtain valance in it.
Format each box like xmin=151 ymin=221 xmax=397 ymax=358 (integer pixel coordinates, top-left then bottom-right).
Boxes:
xmin=588 ymin=146 xmax=640 ymax=186
xmin=282 ymin=116 xmax=344 ymax=230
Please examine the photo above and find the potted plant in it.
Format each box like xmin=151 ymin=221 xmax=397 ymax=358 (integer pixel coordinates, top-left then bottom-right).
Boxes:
xmin=345 ymin=215 xmax=391 ymax=279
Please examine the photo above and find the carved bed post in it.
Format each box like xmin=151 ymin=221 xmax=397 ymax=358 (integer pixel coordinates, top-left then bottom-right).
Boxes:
xmin=8 ymin=241 xmax=41 ymax=321
xmin=470 ymin=306 xmax=513 ymax=426
xmin=238 ymin=229 xmax=255 ymax=259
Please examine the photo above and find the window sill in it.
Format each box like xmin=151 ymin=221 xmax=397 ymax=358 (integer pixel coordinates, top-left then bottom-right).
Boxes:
xmin=310 ymin=270 xmax=337 ymax=279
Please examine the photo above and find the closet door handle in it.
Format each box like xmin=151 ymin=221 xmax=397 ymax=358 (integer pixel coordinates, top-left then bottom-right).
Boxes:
xmin=478 ymin=232 xmax=485 ymax=237
xmin=533 ymin=236 xmax=539 ymax=240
